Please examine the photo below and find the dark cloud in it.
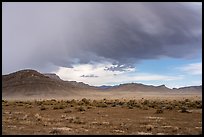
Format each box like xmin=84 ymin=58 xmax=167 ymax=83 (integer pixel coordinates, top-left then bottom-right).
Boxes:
xmin=80 ymin=74 xmax=99 ymax=78
xmin=2 ymin=2 xmax=202 ymax=74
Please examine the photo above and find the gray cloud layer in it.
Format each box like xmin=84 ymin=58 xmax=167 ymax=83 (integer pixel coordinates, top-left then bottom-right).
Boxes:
xmin=2 ymin=2 xmax=202 ymax=74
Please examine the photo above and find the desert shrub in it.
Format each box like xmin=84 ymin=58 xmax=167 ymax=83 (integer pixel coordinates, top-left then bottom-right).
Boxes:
xmin=22 ymin=114 xmax=28 ymax=120
xmin=121 ymin=102 xmax=128 ymax=108
xmin=187 ymin=101 xmax=196 ymax=108
xmin=143 ymin=100 xmax=150 ymax=105
xmin=25 ymin=104 xmax=33 ymax=109
xmin=155 ymin=109 xmax=164 ymax=114
xmin=25 ymin=101 xmax=32 ymax=105
xmin=181 ymin=100 xmax=186 ymax=105
xmin=75 ymin=116 xmax=84 ymax=123
xmin=146 ymin=101 xmax=153 ymax=108
xmin=35 ymin=113 xmax=42 ymax=121
xmin=118 ymin=101 xmax=125 ymax=106
xmin=40 ymin=105 xmax=47 ymax=110
xmin=105 ymin=100 xmax=114 ymax=105
xmin=53 ymin=104 xmax=66 ymax=110
xmin=195 ymin=100 xmax=202 ymax=104
xmin=142 ymin=105 xmax=149 ymax=110
xmin=185 ymin=99 xmax=190 ymax=102
xmin=103 ymin=98 xmax=109 ymax=103
xmin=194 ymin=100 xmax=202 ymax=109
xmin=70 ymin=99 xmax=76 ymax=103
xmin=128 ymin=105 xmax=134 ymax=109
xmin=110 ymin=100 xmax=122 ymax=107
xmin=180 ymin=106 xmax=189 ymax=113
xmin=51 ymin=99 xmax=57 ymax=102
xmin=17 ymin=103 xmax=24 ymax=106
xmin=127 ymin=100 xmax=135 ymax=107
xmin=136 ymin=104 xmax=143 ymax=109
xmin=196 ymin=103 xmax=202 ymax=109
xmin=70 ymin=99 xmax=77 ymax=106
xmin=64 ymin=108 xmax=72 ymax=113
xmin=16 ymin=101 xmax=24 ymax=103
xmin=96 ymin=102 xmax=108 ymax=108
xmin=146 ymin=125 xmax=153 ymax=131
xmin=111 ymin=99 xmax=120 ymax=106
xmin=60 ymin=100 xmax=67 ymax=105
xmin=49 ymin=129 xmax=62 ymax=135
xmin=78 ymin=100 xmax=85 ymax=106
xmin=13 ymin=101 xmax=21 ymax=105
xmin=53 ymin=106 xmax=58 ymax=109
xmin=165 ymin=105 xmax=173 ymax=110
xmin=41 ymin=100 xmax=56 ymax=106
xmin=2 ymin=100 xmax=6 ymax=103
xmin=3 ymin=100 xmax=10 ymax=106
xmin=87 ymin=106 xmax=93 ymax=109
xmin=66 ymin=100 xmax=71 ymax=103
xmin=151 ymin=101 xmax=159 ymax=108
xmin=6 ymin=101 xmax=13 ymax=106
xmin=149 ymin=104 xmax=157 ymax=109
xmin=111 ymin=103 xmax=116 ymax=107
xmin=59 ymin=105 xmax=66 ymax=109
xmin=82 ymin=98 xmax=90 ymax=105
xmin=35 ymin=101 xmax=43 ymax=106
xmin=77 ymin=106 xmax=86 ymax=111
xmin=174 ymin=106 xmax=180 ymax=110
xmin=172 ymin=127 xmax=179 ymax=133
xmin=91 ymin=100 xmax=98 ymax=106
xmin=65 ymin=116 xmax=75 ymax=122
xmin=157 ymin=104 xmax=166 ymax=110
xmin=73 ymin=119 xmax=85 ymax=124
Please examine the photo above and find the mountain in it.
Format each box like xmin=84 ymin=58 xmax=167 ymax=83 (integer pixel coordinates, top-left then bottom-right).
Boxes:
xmin=43 ymin=73 xmax=95 ymax=89
xmin=2 ymin=69 xmax=90 ymax=99
xmin=43 ymin=73 xmax=62 ymax=81
xmin=98 ymin=85 xmax=113 ymax=89
xmin=2 ymin=69 xmax=74 ymax=91
xmin=2 ymin=69 xmax=202 ymax=100
xmin=65 ymin=81 xmax=95 ymax=89
xmin=107 ymin=83 xmax=170 ymax=92
xmin=173 ymin=85 xmax=202 ymax=92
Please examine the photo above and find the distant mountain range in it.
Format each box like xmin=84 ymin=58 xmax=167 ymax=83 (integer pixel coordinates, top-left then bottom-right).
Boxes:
xmin=2 ymin=69 xmax=202 ymax=100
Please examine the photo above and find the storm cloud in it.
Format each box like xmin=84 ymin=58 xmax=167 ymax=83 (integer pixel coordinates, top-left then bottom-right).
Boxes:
xmin=2 ymin=2 xmax=202 ymax=74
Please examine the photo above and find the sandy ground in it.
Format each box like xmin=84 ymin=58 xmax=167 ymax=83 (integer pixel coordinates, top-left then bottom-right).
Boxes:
xmin=3 ymin=90 xmax=202 ymax=101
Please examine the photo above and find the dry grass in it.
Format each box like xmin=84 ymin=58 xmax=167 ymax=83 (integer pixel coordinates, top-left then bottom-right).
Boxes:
xmin=2 ymin=98 xmax=202 ymax=110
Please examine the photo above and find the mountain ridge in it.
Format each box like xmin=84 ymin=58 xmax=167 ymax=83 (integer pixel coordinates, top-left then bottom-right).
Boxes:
xmin=2 ymin=69 xmax=202 ymax=100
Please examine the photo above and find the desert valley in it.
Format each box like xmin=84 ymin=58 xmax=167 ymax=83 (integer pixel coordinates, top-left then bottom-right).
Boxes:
xmin=2 ymin=2 xmax=202 ymax=135
xmin=2 ymin=69 xmax=202 ymax=135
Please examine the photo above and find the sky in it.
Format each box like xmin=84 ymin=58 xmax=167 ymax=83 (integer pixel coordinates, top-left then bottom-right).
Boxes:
xmin=2 ymin=2 xmax=202 ymax=88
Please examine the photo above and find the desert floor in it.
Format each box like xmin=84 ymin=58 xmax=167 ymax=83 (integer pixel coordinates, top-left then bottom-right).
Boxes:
xmin=2 ymin=96 xmax=202 ymax=135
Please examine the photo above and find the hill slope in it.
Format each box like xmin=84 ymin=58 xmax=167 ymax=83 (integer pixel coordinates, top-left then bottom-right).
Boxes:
xmin=2 ymin=69 xmax=202 ymax=100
